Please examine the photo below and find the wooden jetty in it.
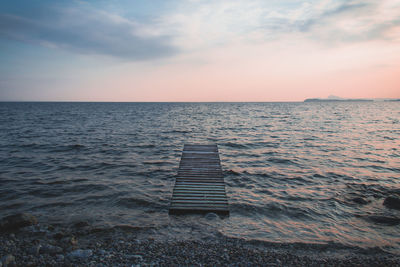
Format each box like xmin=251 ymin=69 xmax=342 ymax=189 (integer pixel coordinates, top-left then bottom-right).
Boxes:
xmin=169 ymin=144 xmax=229 ymax=215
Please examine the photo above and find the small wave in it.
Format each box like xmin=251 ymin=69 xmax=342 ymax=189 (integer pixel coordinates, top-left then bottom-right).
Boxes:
xmin=230 ymin=202 xmax=284 ymax=216
xmin=112 ymin=224 xmax=154 ymax=231
xmin=267 ymin=157 xmax=299 ymax=166
xmin=33 ymin=201 xmax=74 ymax=209
xmin=50 ymin=144 xmax=85 ymax=152
xmin=231 ymin=200 xmax=320 ymax=220
xmin=19 ymin=143 xmax=47 ymax=149
xmin=133 ymin=144 xmax=155 ymax=149
xmin=312 ymin=173 xmax=326 ymax=178
xmin=64 ymin=184 xmax=110 ymax=194
xmin=326 ymin=172 xmax=354 ymax=181
xmin=222 ymin=142 xmax=247 ymax=149
xmin=57 ymin=162 xmax=130 ymax=172
xmin=224 ymin=169 xmax=241 ymax=176
xmin=34 ymin=180 xmax=69 ymax=185
xmin=115 ymin=197 xmax=165 ymax=209
xmin=345 ymin=183 xmax=392 ymax=199
xmin=162 ymin=130 xmax=190 ymax=134
xmin=0 ymin=202 xmax=25 ymax=210
xmin=143 ymin=161 xmax=168 ymax=166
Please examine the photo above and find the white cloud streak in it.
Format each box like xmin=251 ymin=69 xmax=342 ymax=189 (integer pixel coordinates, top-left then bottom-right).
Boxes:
xmin=157 ymin=0 xmax=400 ymax=51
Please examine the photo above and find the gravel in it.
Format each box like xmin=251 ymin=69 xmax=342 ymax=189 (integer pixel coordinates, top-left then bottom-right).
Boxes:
xmin=0 ymin=221 xmax=399 ymax=266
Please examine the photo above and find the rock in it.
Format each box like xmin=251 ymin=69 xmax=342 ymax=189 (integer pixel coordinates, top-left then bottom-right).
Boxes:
xmin=0 ymin=254 xmax=15 ymax=267
xmin=70 ymin=236 xmax=78 ymax=246
xmin=127 ymin=254 xmax=143 ymax=261
xmin=0 ymin=213 xmax=37 ymax=232
xmin=369 ymin=215 xmax=400 ymax=226
xmin=56 ymin=254 xmax=65 ymax=261
xmin=383 ymin=195 xmax=400 ymax=210
xmin=41 ymin=244 xmax=63 ymax=255
xmin=61 ymin=236 xmax=78 ymax=246
xmin=53 ymin=232 xmax=65 ymax=239
xmin=205 ymin=213 xmax=219 ymax=220
xmin=351 ymin=197 xmax=369 ymax=205
xmin=67 ymin=249 xmax=93 ymax=259
xmin=28 ymin=244 xmax=42 ymax=255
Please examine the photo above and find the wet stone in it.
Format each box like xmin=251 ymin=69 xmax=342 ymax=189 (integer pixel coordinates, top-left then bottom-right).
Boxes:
xmin=0 ymin=213 xmax=37 ymax=232
xmin=126 ymin=254 xmax=143 ymax=261
xmin=40 ymin=244 xmax=63 ymax=255
xmin=61 ymin=236 xmax=77 ymax=246
xmin=56 ymin=254 xmax=64 ymax=261
xmin=369 ymin=215 xmax=400 ymax=226
xmin=0 ymin=255 xmax=15 ymax=267
xmin=351 ymin=197 xmax=370 ymax=205
xmin=205 ymin=213 xmax=220 ymax=220
xmin=53 ymin=232 xmax=65 ymax=239
xmin=383 ymin=195 xmax=400 ymax=210
xmin=67 ymin=249 xmax=93 ymax=259
xmin=28 ymin=244 xmax=41 ymax=256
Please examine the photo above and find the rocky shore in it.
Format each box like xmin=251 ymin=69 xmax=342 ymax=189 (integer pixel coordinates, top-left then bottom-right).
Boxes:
xmin=1 ymin=213 xmax=399 ymax=267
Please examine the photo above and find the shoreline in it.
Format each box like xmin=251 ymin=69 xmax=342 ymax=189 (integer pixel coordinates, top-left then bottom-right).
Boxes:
xmin=1 ymin=218 xmax=399 ymax=266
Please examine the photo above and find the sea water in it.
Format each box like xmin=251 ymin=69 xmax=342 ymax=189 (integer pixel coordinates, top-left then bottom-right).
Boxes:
xmin=0 ymin=102 xmax=399 ymax=251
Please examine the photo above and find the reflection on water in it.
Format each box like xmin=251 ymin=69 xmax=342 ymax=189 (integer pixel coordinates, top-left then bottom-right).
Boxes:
xmin=0 ymin=102 xmax=399 ymax=252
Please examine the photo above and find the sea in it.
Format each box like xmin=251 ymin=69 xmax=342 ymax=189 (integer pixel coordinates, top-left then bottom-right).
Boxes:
xmin=0 ymin=102 xmax=399 ymax=252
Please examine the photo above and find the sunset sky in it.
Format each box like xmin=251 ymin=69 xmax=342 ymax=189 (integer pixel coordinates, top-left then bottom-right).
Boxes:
xmin=1 ymin=0 xmax=399 ymax=101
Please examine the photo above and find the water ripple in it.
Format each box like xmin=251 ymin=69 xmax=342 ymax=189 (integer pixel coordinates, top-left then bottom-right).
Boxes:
xmin=0 ymin=102 xmax=399 ymax=252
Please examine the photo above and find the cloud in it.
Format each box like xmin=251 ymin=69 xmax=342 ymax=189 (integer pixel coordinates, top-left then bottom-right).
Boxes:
xmin=0 ymin=4 xmax=178 ymax=60
xmin=301 ymin=0 xmax=400 ymax=43
xmin=0 ymin=0 xmax=399 ymax=61
xmin=157 ymin=0 xmax=400 ymax=49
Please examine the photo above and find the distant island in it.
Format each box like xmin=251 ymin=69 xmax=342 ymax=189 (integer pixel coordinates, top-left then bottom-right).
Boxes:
xmin=304 ymin=98 xmax=373 ymax=102
xmin=303 ymin=95 xmax=393 ymax=102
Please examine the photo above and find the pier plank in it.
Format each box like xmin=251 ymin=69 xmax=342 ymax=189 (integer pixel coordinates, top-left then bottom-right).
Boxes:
xmin=169 ymin=144 xmax=229 ymax=215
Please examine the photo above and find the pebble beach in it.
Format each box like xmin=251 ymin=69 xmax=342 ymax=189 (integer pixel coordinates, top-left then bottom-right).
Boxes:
xmin=1 ymin=213 xmax=399 ymax=267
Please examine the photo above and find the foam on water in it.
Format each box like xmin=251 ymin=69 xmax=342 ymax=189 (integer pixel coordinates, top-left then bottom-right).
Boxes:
xmin=0 ymin=102 xmax=399 ymax=252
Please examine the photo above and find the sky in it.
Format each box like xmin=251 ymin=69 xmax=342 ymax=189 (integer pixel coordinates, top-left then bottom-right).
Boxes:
xmin=0 ymin=0 xmax=399 ymax=101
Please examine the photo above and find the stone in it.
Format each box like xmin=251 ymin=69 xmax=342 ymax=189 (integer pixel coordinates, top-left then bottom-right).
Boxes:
xmin=56 ymin=254 xmax=65 ymax=261
xmin=351 ymin=197 xmax=369 ymax=205
xmin=127 ymin=254 xmax=143 ymax=261
xmin=0 ymin=213 xmax=37 ymax=232
xmin=41 ymin=244 xmax=63 ymax=255
xmin=61 ymin=236 xmax=78 ymax=246
xmin=369 ymin=215 xmax=400 ymax=226
xmin=205 ymin=213 xmax=219 ymax=220
xmin=53 ymin=232 xmax=65 ymax=239
xmin=71 ymin=236 xmax=78 ymax=246
xmin=383 ymin=195 xmax=400 ymax=210
xmin=28 ymin=244 xmax=42 ymax=256
xmin=67 ymin=249 xmax=93 ymax=259
xmin=0 ymin=254 xmax=15 ymax=267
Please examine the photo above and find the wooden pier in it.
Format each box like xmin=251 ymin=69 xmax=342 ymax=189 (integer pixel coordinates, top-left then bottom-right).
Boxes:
xmin=169 ymin=144 xmax=229 ymax=215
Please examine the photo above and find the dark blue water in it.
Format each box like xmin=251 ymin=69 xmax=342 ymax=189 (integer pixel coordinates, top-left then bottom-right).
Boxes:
xmin=0 ymin=102 xmax=399 ymax=251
